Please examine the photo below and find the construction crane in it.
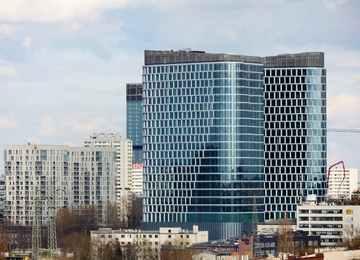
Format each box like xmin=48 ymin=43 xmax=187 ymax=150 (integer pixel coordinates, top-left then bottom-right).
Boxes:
xmin=327 ymin=129 xmax=360 ymax=133
xmin=327 ymin=161 xmax=346 ymax=197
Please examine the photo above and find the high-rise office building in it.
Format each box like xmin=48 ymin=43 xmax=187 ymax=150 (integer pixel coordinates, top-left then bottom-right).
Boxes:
xmin=84 ymin=133 xmax=133 ymax=202
xmin=263 ymin=52 xmax=327 ymax=220
xmin=141 ymin=49 xmax=265 ymax=240
xmin=126 ymin=83 xmax=143 ymax=164
xmin=3 ymin=144 xmax=117 ymax=225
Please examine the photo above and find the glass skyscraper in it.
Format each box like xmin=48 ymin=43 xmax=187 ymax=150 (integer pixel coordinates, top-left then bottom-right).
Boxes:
xmin=141 ymin=50 xmax=265 ymax=240
xmin=126 ymin=83 xmax=143 ymax=163
xmin=263 ymin=52 xmax=327 ymax=220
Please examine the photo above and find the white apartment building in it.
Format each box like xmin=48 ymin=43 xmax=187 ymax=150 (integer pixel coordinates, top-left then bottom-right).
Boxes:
xmin=91 ymin=225 xmax=208 ymax=246
xmin=131 ymin=163 xmax=143 ymax=198
xmin=328 ymin=168 xmax=358 ymax=199
xmin=84 ymin=133 xmax=133 ymax=202
xmin=297 ymin=195 xmax=360 ymax=246
xmin=3 ymin=144 xmax=117 ymax=225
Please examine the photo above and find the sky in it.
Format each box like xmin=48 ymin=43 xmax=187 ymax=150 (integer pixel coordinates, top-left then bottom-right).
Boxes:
xmin=0 ymin=0 xmax=360 ymax=175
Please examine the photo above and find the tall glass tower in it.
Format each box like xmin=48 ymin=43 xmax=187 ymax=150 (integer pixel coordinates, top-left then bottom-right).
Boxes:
xmin=262 ymin=52 xmax=327 ymax=220
xmin=126 ymin=83 xmax=143 ymax=163
xmin=141 ymin=49 xmax=264 ymax=240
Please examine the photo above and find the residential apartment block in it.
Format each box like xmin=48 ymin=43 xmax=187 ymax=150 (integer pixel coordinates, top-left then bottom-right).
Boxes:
xmin=84 ymin=133 xmax=133 ymax=201
xmin=328 ymin=168 xmax=358 ymax=199
xmin=131 ymin=163 xmax=143 ymax=198
xmin=3 ymin=144 xmax=117 ymax=225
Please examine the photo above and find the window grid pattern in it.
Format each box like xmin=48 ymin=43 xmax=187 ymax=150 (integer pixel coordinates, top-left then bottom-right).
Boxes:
xmin=142 ymin=62 xmax=265 ymax=224
xmin=263 ymin=68 xmax=327 ymax=220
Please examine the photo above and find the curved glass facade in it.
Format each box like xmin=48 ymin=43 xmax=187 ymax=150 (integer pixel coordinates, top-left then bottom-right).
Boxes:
xmin=142 ymin=61 xmax=265 ymax=224
xmin=264 ymin=68 xmax=327 ymax=220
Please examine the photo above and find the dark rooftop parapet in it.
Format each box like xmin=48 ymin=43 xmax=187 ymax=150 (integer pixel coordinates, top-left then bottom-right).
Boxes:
xmin=262 ymin=52 xmax=324 ymax=68
xmin=144 ymin=49 xmax=262 ymax=65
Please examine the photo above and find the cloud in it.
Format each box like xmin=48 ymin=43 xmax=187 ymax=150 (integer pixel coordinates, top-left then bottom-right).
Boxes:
xmin=36 ymin=113 xmax=120 ymax=138
xmin=0 ymin=0 xmax=130 ymax=23
xmin=22 ymin=37 xmax=33 ymax=47
xmin=0 ymin=66 xmax=16 ymax=77
xmin=0 ymin=82 xmax=29 ymax=90
xmin=37 ymin=114 xmax=57 ymax=137
xmin=0 ymin=112 xmax=21 ymax=129
xmin=0 ymin=23 xmax=13 ymax=35
xmin=328 ymin=94 xmax=360 ymax=128
xmin=323 ymin=0 xmax=348 ymax=9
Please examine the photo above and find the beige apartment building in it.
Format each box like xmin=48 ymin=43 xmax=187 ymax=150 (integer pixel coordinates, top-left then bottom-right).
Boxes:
xmin=3 ymin=144 xmax=117 ymax=225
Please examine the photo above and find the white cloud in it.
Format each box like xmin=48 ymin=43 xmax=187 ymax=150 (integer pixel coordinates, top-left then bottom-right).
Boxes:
xmin=0 ymin=66 xmax=16 ymax=77
xmin=0 ymin=112 xmax=21 ymax=129
xmin=328 ymin=94 xmax=360 ymax=128
xmin=35 ymin=113 xmax=120 ymax=139
xmin=22 ymin=37 xmax=33 ymax=47
xmin=323 ymin=0 xmax=348 ymax=9
xmin=0 ymin=23 xmax=13 ymax=35
xmin=0 ymin=82 xmax=28 ymax=90
xmin=37 ymin=114 xmax=57 ymax=137
xmin=0 ymin=0 xmax=130 ymax=23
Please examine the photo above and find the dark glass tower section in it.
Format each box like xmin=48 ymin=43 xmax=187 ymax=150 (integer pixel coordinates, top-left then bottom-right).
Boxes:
xmin=126 ymin=83 xmax=143 ymax=163
xmin=262 ymin=52 xmax=327 ymax=220
xmin=141 ymin=50 xmax=264 ymax=240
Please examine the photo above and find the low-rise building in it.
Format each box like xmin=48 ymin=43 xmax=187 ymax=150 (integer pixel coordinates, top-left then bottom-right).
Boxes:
xmin=91 ymin=225 xmax=208 ymax=246
xmin=297 ymin=195 xmax=360 ymax=246
xmin=258 ymin=219 xmax=297 ymax=235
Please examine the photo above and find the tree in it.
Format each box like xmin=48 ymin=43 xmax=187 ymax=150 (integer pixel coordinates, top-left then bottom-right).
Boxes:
xmin=63 ymin=230 xmax=93 ymax=260
xmin=56 ymin=207 xmax=76 ymax=238
xmin=0 ymin=223 xmax=7 ymax=260
xmin=161 ymin=236 xmax=197 ymax=260
xmin=70 ymin=204 xmax=99 ymax=231
xmin=103 ymin=202 xmax=119 ymax=229
xmin=341 ymin=225 xmax=360 ymax=249
xmin=135 ymin=238 xmax=159 ymax=260
xmin=277 ymin=212 xmax=294 ymax=256
xmin=118 ymin=196 xmax=143 ymax=229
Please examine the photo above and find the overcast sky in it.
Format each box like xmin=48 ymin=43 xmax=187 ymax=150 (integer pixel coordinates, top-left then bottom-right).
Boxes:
xmin=0 ymin=0 xmax=360 ymax=175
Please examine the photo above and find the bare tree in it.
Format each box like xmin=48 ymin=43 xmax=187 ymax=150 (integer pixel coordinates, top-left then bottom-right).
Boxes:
xmin=135 ymin=237 xmax=159 ymax=260
xmin=0 ymin=223 xmax=7 ymax=260
xmin=277 ymin=212 xmax=294 ymax=256
xmin=56 ymin=207 xmax=76 ymax=238
xmin=103 ymin=202 xmax=119 ymax=229
xmin=63 ymin=230 xmax=93 ymax=260
xmin=161 ymin=236 xmax=197 ymax=260
xmin=118 ymin=196 xmax=142 ymax=229
xmin=70 ymin=204 xmax=99 ymax=231
xmin=341 ymin=224 xmax=360 ymax=249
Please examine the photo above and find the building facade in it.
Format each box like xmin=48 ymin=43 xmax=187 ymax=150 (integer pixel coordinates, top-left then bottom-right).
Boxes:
xmin=127 ymin=83 xmax=143 ymax=164
xmin=131 ymin=163 xmax=143 ymax=198
xmin=91 ymin=225 xmax=208 ymax=246
xmin=328 ymin=168 xmax=358 ymax=199
xmin=141 ymin=49 xmax=264 ymax=240
xmin=263 ymin=52 xmax=327 ymax=220
xmin=84 ymin=133 xmax=133 ymax=201
xmin=3 ymin=144 xmax=117 ymax=225
xmin=0 ymin=176 xmax=5 ymax=221
xmin=297 ymin=197 xmax=360 ymax=246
